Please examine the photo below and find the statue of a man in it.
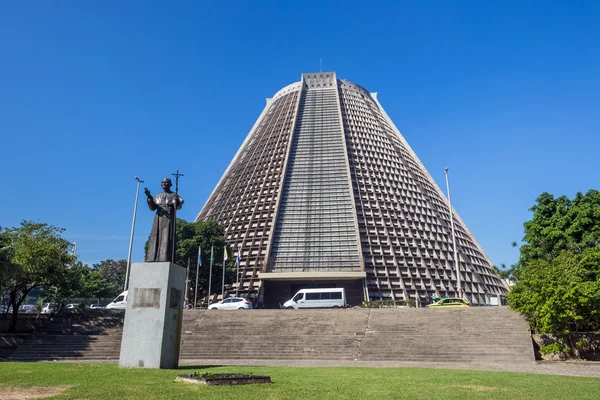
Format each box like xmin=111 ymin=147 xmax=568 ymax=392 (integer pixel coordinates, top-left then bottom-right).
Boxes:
xmin=144 ymin=178 xmax=184 ymax=262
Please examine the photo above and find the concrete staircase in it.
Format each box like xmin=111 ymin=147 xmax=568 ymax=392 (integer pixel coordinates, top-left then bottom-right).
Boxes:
xmin=7 ymin=311 xmax=125 ymax=362
xmin=358 ymin=307 xmax=534 ymax=362
xmin=180 ymin=309 xmax=368 ymax=360
xmin=7 ymin=307 xmax=534 ymax=363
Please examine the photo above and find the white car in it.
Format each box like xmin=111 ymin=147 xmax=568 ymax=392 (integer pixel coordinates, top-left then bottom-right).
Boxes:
xmin=208 ymin=297 xmax=253 ymax=310
xmin=89 ymin=304 xmax=105 ymax=309
xmin=283 ymin=288 xmax=346 ymax=309
xmin=40 ymin=303 xmax=59 ymax=314
xmin=106 ymin=291 xmax=127 ymax=310
xmin=66 ymin=303 xmax=79 ymax=309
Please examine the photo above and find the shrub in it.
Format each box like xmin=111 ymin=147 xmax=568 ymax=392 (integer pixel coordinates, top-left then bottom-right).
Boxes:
xmin=405 ymin=298 xmax=417 ymax=308
xmin=539 ymin=342 xmax=569 ymax=356
xmin=360 ymin=300 xmax=396 ymax=308
xmin=575 ymin=337 xmax=592 ymax=352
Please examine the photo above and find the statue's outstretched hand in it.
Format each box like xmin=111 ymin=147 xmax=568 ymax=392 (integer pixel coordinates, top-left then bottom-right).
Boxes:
xmin=144 ymin=188 xmax=152 ymax=199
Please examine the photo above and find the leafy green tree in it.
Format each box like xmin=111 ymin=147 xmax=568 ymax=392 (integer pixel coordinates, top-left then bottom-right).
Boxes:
xmin=175 ymin=219 xmax=235 ymax=305
xmin=508 ymin=190 xmax=600 ymax=340
xmin=43 ymin=261 xmax=87 ymax=306
xmin=81 ymin=268 xmax=115 ymax=303
xmin=3 ymin=221 xmax=75 ymax=332
xmin=508 ymin=247 xmax=600 ymax=333
xmin=91 ymin=259 xmax=126 ymax=297
xmin=0 ymin=228 xmax=21 ymax=314
xmin=519 ymin=190 xmax=600 ymax=265
xmin=45 ymin=261 xmax=123 ymax=306
xmin=493 ymin=263 xmax=516 ymax=280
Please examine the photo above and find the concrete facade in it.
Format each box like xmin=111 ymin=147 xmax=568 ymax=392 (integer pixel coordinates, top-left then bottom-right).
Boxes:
xmin=196 ymin=72 xmax=509 ymax=306
xmin=119 ymin=262 xmax=185 ymax=369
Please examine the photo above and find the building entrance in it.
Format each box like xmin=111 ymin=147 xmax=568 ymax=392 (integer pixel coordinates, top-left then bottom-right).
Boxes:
xmin=262 ymin=279 xmax=363 ymax=309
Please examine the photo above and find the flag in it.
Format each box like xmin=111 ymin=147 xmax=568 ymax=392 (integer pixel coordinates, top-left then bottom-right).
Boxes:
xmin=224 ymin=248 xmax=228 ymax=261
xmin=236 ymin=245 xmax=242 ymax=266
xmin=210 ymin=246 xmax=214 ymax=265
xmin=197 ymin=246 xmax=202 ymax=266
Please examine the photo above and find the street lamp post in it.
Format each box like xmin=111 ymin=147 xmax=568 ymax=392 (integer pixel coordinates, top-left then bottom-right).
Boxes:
xmin=444 ymin=168 xmax=461 ymax=298
xmin=125 ymin=176 xmax=144 ymax=291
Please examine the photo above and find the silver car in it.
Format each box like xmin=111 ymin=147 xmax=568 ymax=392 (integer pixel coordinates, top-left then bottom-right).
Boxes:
xmin=19 ymin=305 xmax=38 ymax=313
xmin=208 ymin=297 xmax=253 ymax=310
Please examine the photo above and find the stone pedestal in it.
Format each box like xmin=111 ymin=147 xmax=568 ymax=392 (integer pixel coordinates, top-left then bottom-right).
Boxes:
xmin=119 ymin=262 xmax=185 ymax=369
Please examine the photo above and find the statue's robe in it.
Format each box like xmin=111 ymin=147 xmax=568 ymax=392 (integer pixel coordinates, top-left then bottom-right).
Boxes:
xmin=145 ymin=191 xmax=184 ymax=262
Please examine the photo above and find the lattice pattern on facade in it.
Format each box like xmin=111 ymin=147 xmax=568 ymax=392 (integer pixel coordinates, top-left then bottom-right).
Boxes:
xmin=196 ymin=89 xmax=300 ymax=294
xmin=338 ymin=80 xmax=506 ymax=304
xmin=197 ymin=72 xmax=508 ymax=303
xmin=269 ymin=84 xmax=361 ymax=272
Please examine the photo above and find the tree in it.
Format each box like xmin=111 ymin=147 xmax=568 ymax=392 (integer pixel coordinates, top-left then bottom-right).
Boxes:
xmin=508 ymin=245 xmax=600 ymax=357
xmin=493 ymin=263 xmax=517 ymax=281
xmin=0 ymin=228 xmax=21 ymax=314
xmin=3 ymin=221 xmax=75 ymax=332
xmin=508 ymin=190 xmax=600 ymax=339
xmin=90 ymin=259 xmax=127 ymax=298
xmin=174 ymin=219 xmax=234 ymax=305
xmin=518 ymin=190 xmax=600 ymax=266
xmin=81 ymin=268 xmax=115 ymax=303
xmin=43 ymin=261 xmax=87 ymax=306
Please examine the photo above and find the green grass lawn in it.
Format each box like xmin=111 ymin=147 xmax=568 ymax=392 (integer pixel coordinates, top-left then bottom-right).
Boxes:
xmin=0 ymin=363 xmax=598 ymax=400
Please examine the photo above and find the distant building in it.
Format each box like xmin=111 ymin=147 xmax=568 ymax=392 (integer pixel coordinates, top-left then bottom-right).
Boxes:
xmin=196 ymin=72 xmax=508 ymax=307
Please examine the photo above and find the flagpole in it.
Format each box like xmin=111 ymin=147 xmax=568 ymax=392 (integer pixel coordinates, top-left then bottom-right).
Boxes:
xmin=184 ymin=258 xmax=190 ymax=308
xmin=221 ymin=248 xmax=227 ymax=300
xmin=207 ymin=245 xmax=214 ymax=308
xmin=194 ymin=246 xmax=200 ymax=309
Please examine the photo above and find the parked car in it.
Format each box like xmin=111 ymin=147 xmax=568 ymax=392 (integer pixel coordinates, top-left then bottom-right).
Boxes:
xmin=89 ymin=304 xmax=105 ymax=309
xmin=40 ymin=303 xmax=59 ymax=314
xmin=0 ymin=305 xmax=9 ymax=313
xmin=65 ymin=303 xmax=80 ymax=309
xmin=283 ymin=288 xmax=346 ymax=309
xmin=208 ymin=297 xmax=253 ymax=310
xmin=426 ymin=298 xmax=470 ymax=309
xmin=18 ymin=305 xmax=38 ymax=313
xmin=106 ymin=291 xmax=128 ymax=310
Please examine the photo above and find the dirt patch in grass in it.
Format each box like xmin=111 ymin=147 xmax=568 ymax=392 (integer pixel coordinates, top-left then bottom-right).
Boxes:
xmin=449 ymin=384 xmax=508 ymax=392
xmin=0 ymin=386 xmax=71 ymax=399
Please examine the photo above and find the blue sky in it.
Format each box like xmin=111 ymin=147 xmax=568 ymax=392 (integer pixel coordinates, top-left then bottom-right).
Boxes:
xmin=1 ymin=1 xmax=598 ymax=268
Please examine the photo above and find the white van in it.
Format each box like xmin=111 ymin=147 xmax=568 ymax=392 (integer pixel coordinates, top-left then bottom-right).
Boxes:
xmin=283 ymin=288 xmax=346 ymax=309
xmin=106 ymin=291 xmax=128 ymax=310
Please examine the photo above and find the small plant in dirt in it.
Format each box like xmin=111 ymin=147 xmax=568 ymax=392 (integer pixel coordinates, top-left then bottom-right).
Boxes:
xmin=192 ymin=371 xmax=255 ymax=379
xmin=540 ymin=343 xmax=569 ymax=359
xmin=575 ymin=337 xmax=592 ymax=352
xmin=361 ymin=300 xmax=396 ymax=308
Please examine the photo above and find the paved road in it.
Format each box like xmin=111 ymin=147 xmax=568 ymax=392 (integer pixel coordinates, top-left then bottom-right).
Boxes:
xmin=178 ymin=359 xmax=600 ymax=378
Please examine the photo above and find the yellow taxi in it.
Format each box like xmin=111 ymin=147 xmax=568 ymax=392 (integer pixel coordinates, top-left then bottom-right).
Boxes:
xmin=425 ymin=297 xmax=470 ymax=308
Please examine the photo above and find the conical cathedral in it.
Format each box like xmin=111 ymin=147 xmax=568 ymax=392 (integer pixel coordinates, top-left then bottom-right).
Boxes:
xmin=196 ymin=72 xmax=508 ymax=307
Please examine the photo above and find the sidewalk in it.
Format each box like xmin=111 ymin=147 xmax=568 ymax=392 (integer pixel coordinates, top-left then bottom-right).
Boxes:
xmin=178 ymin=359 xmax=600 ymax=378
